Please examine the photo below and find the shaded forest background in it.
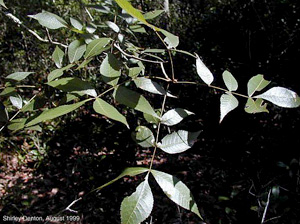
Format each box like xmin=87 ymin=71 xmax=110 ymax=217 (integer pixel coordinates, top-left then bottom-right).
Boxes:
xmin=1 ymin=0 xmax=300 ymax=223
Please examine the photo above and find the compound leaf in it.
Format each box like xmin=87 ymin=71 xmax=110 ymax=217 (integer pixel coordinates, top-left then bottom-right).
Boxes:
xmin=195 ymin=54 xmax=214 ymax=86
xmin=151 ymin=170 xmax=202 ymax=219
xmin=100 ymin=53 xmax=121 ymax=86
xmin=220 ymin=93 xmax=239 ymax=123
xmin=159 ymin=130 xmax=201 ymax=154
xmin=47 ymin=77 xmax=97 ymax=97
xmin=28 ymin=11 xmax=68 ymax=29
xmin=52 ymin=46 xmax=64 ymax=68
xmin=254 ymin=87 xmax=300 ymax=108
xmin=131 ymin=126 xmax=155 ymax=148
xmin=84 ymin=38 xmax=111 ymax=59
xmin=161 ymin=108 xmax=194 ymax=126
xmin=6 ymin=72 xmax=34 ymax=81
xmin=25 ymin=100 xmax=88 ymax=127
xmin=93 ymin=98 xmax=129 ymax=128
xmin=121 ymin=176 xmax=153 ymax=224
xmin=247 ymin=74 xmax=271 ymax=97
xmin=245 ymin=98 xmax=269 ymax=114
xmin=68 ymin=40 xmax=86 ymax=63
xmin=113 ymin=86 xmax=159 ymax=118
xmin=222 ymin=70 xmax=238 ymax=91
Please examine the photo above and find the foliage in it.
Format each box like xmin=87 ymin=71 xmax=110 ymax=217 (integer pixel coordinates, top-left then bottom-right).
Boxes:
xmin=1 ymin=0 xmax=300 ymax=223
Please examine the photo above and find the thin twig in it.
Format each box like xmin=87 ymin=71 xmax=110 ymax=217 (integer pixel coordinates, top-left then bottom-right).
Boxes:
xmin=1 ymin=10 xmax=67 ymax=48
xmin=114 ymin=43 xmax=165 ymax=64
xmin=64 ymin=197 xmax=82 ymax=213
xmin=261 ymin=189 xmax=272 ymax=224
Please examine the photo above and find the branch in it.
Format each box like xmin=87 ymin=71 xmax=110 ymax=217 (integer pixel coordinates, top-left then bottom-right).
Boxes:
xmin=63 ymin=197 xmax=82 ymax=213
xmin=261 ymin=189 xmax=272 ymax=224
xmin=114 ymin=43 xmax=166 ymax=64
xmin=1 ymin=10 xmax=67 ymax=48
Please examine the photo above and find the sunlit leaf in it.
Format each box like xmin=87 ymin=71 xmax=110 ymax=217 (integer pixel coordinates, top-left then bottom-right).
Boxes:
xmin=70 ymin=17 xmax=83 ymax=30
xmin=143 ymin=109 xmax=161 ymax=124
xmin=134 ymin=77 xmax=169 ymax=96
xmin=245 ymin=98 xmax=269 ymax=114
xmin=114 ymin=0 xmax=158 ymax=30
xmin=247 ymin=74 xmax=271 ymax=97
xmin=121 ymin=176 xmax=153 ymax=224
xmin=220 ymin=93 xmax=239 ymax=123
xmin=25 ymin=100 xmax=88 ymax=127
xmin=159 ymin=130 xmax=201 ymax=154
xmin=52 ymin=46 xmax=64 ymax=68
xmin=28 ymin=11 xmax=68 ymax=29
xmin=48 ymin=77 xmax=97 ymax=97
xmin=254 ymin=87 xmax=300 ymax=108
xmin=6 ymin=72 xmax=34 ymax=81
xmin=222 ymin=70 xmax=238 ymax=91
xmin=161 ymin=108 xmax=194 ymax=126
xmin=0 ymin=0 xmax=7 ymax=9
xmin=161 ymin=29 xmax=179 ymax=49
xmin=68 ymin=40 xmax=86 ymax=63
xmin=113 ymin=86 xmax=159 ymax=118
xmin=131 ymin=126 xmax=155 ymax=148
xmin=106 ymin=21 xmax=120 ymax=33
xmin=93 ymin=98 xmax=129 ymax=128
xmin=84 ymin=38 xmax=111 ymax=59
xmin=127 ymin=66 xmax=144 ymax=78
xmin=151 ymin=170 xmax=202 ymax=219
xmin=100 ymin=53 xmax=121 ymax=86
xmin=129 ymin=25 xmax=147 ymax=33
xmin=195 ymin=54 xmax=214 ymax=86
xmin=9 ymin=95 xmax=23 ymax=109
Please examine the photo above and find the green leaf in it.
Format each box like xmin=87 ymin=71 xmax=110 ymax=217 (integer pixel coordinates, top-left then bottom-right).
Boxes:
xmin=245 ymin=98 xmax=269 ymax=114
xmin=143 ymin=10 xmax=165 ymax=20
xmin=84 ymin=38 xmax=111 ymax=59
xmin=47 ymin=77 xmax=97 ymax=97
xmin=114 ymin=0 xmax=158 ymax=30
xmin=127 ymin=67 xmax=144 ymax=78
xmin=9 ymin=95 xmax=23 ymax=109
xmin=121 ymin=176 xmax=153 ymax=224
xmin=6 ymin=72 xmax=34 ymax=81
xmin=8 ymin=118 xmax=27 ymax=131
xmin=222 ymin=70 xmax=238 ymax=91
xmin=0 ymin=102 xmax=8 ymax=122
xmin=47 ymin=64 xmax=75 ymax=82
xmin=68 ymin=40 xmax=86 ymax=63
xmin=161 ymin=108 xmax=194 ymax=126
xmin=28 ymin=11 xmax=68 ymax=29
xmin=247 ymin=74 xmax=271 ymax=97
xmin=254 ymin=87 xmax=300 ymax=108
xmin=93 ymin=98 xmax=129 ymax=128
xmin=131 ymin=126 xmax=155 ymax=148
xmin=159 ymin=130 xmax=201 ymax=154
xmin=195 ymin=54 xmax=214 ymax=86
xmin=129 ymin=25 xmax=147 ymax=33
xmin=143 ymin=109 xmax=161 ymax=124
xmin=100 ymin=53 xmax=121 ymax=86
xmin=70 ymin=17 xmax=83 ymax=30
xmin=220 ymin=93 xmax=239 ymax=123
xmin=21 ymin=97 xmax=45 ymax=112
xmin=160 ymin=29 xmax=179 ymax=49
xmin=113 ymin=86 xmax=159 ymax=118
xmin=52 ymin=46 xmax=64 ymax=68
xmin=151 ymin=170 xmax=202 ymax=219
xmin=0 ymin=87 xmax=16 ymax=97
xmin=0 ymin=0 xmax=7 ymax=9
xmin=94 ymin=167 xmax=149 ymax=191
xmin=25 ymin=100 xmax=88 ymax=127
